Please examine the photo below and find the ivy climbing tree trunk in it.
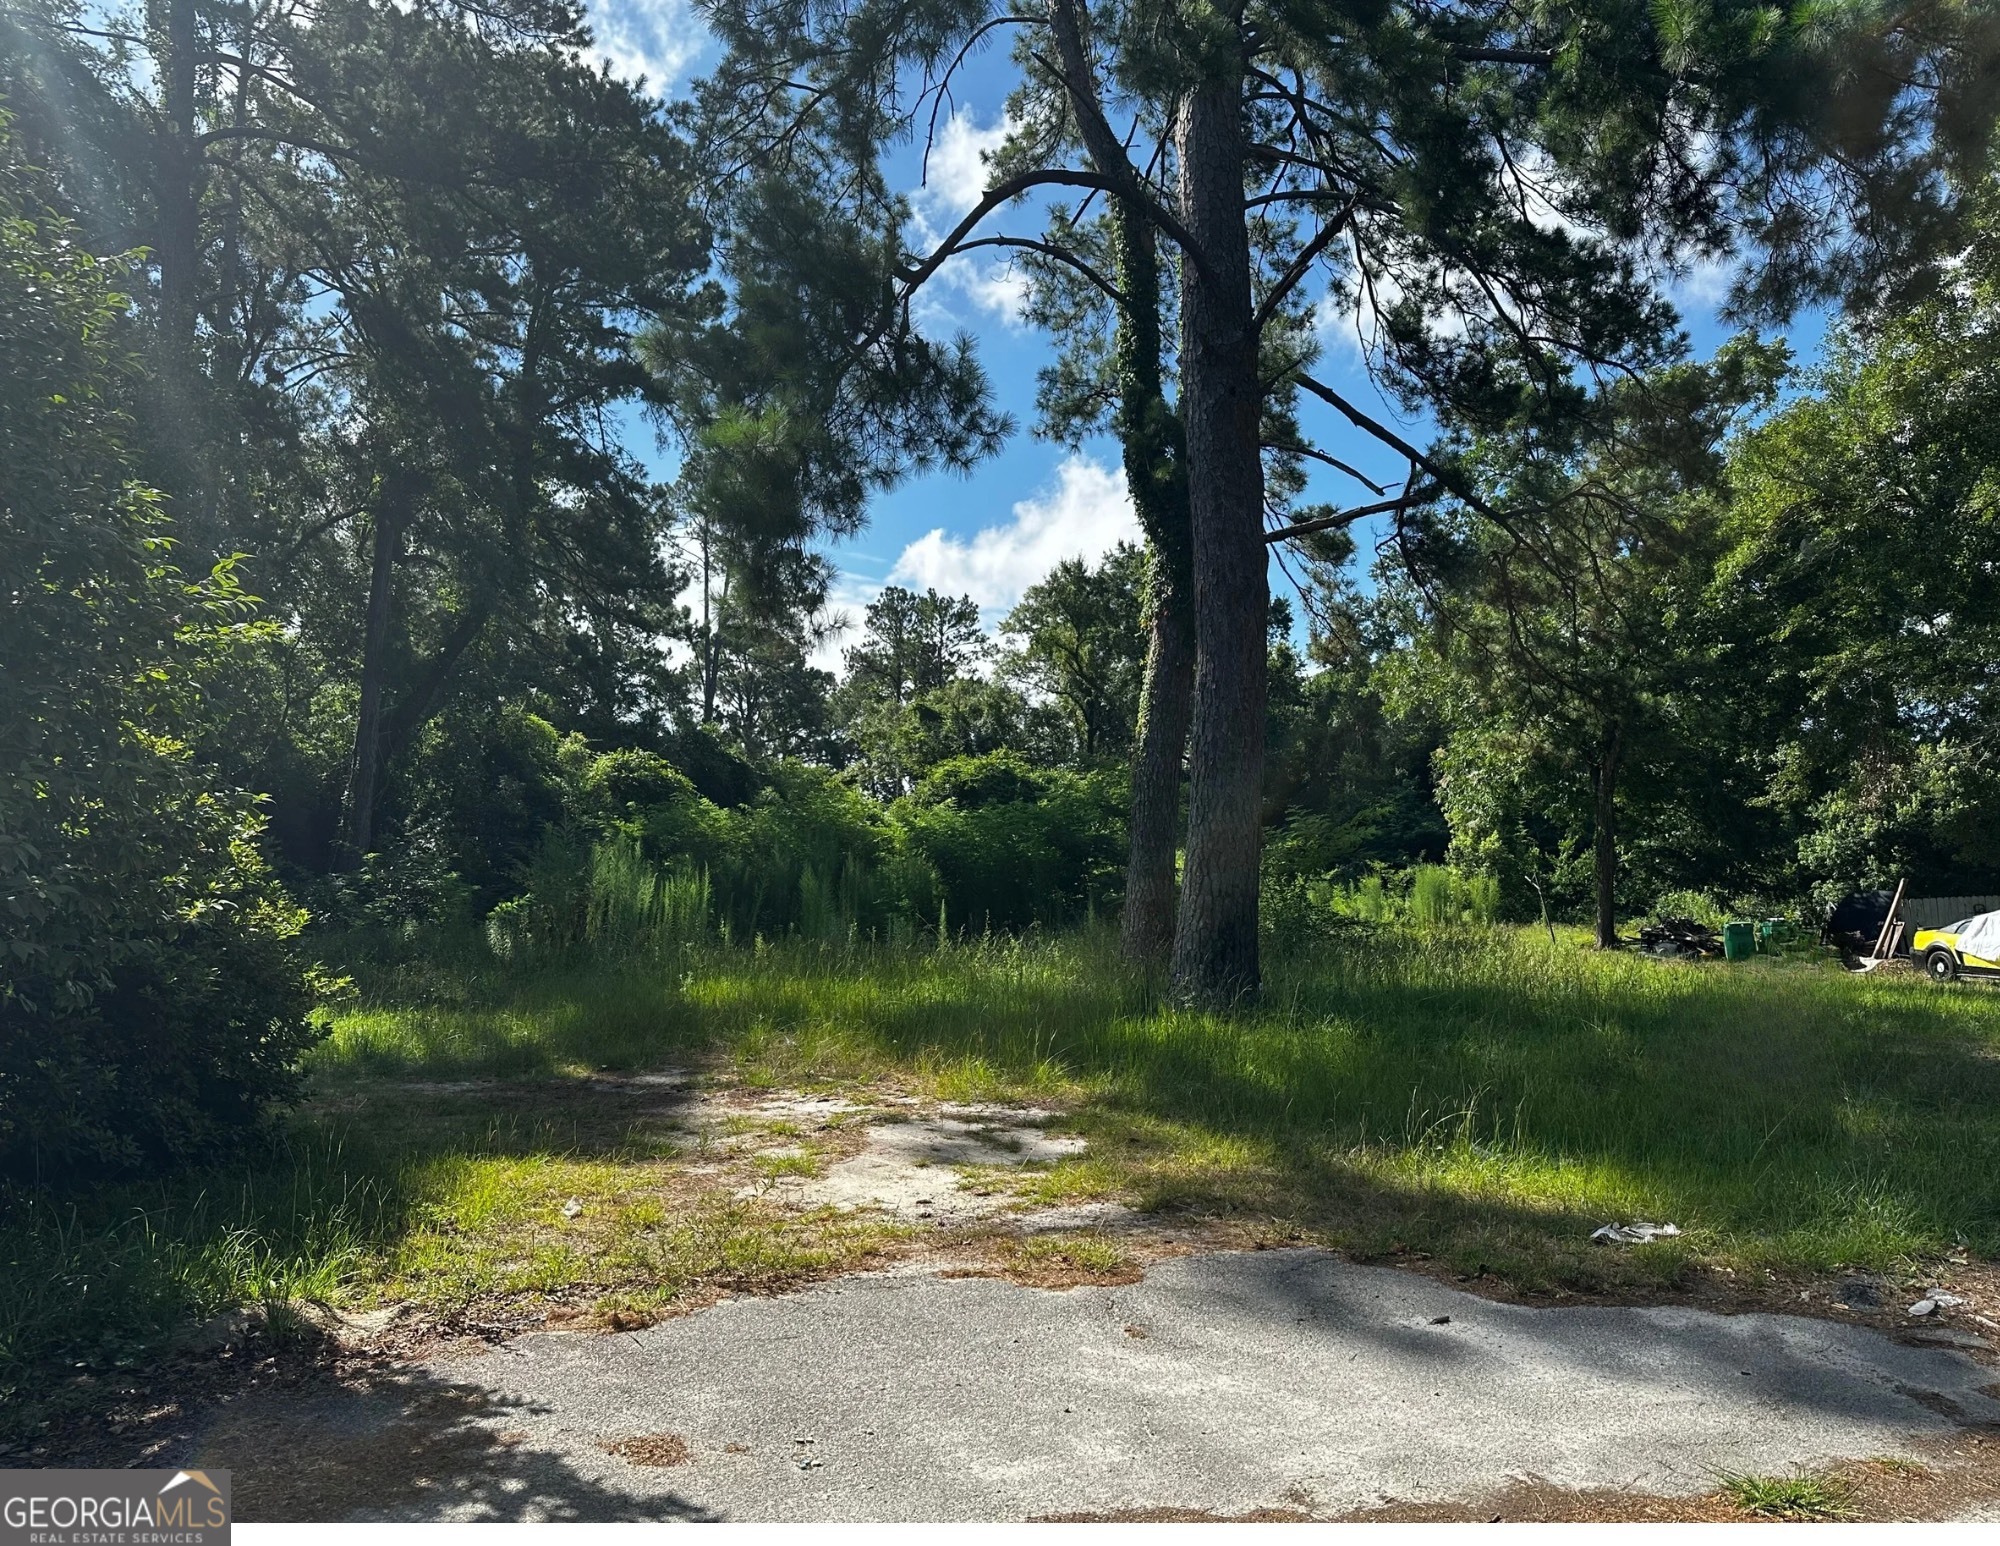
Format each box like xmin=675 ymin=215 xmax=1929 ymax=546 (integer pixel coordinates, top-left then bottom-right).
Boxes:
xmin=1112 ymin=198 xmax=1195 ymax=964
xmin=1168 ymin=63 xmax=1269 ymax=1007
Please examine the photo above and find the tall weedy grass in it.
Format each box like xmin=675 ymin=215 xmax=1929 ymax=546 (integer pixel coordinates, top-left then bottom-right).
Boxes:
xmin=588 ymin=839 xmax=712 ymax=960
xmin=486 ymin=836 xmax=712 ymax=966
xmin=0 ymin=1132 xmax=391 ymax=1402
xmin=9 ymin=922 xmax=2000 ymax=1423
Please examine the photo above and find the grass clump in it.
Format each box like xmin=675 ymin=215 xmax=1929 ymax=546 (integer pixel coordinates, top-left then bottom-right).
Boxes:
xmin=998 ymin=1232 xmax=1140 ymax=1287
xmin=1718 ymin=1468 xmax=1856 ymax=1519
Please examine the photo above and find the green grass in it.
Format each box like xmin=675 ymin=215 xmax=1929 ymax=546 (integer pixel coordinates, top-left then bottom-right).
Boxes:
xmin=1718 ymin=1468 xmax=1857 ymax=1519
xmin=8 ymin=924 xmax=2000 ymax=1432
xmin=1003 ymin=1232 xmax=1136 ymax=1280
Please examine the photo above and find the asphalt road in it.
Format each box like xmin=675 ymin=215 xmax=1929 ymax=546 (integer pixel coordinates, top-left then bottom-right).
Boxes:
xmin=194 ymin=1249 xmax=2000 ymax=1521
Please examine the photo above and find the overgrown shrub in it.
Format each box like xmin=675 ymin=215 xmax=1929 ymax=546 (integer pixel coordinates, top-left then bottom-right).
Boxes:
xmin=1648 ymin=889 xmax=1729 ymax=928
xmin=710 ymin=762 xmax=896 ymax=937
xmin=0 ymin=133 xmax=319 ymax=1177
xmin=896 ymin=753 xmax=1125 ymax=931
xmin=400 ymin=707 xmax=593 ymax=910
xmin=1261 ymin=864 xmax=1500 ymax=952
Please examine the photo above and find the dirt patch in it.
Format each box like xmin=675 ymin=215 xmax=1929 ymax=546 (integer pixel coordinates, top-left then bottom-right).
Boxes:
xmin=1342 ymin=1433 xmax=2000 ymax=1523
xmin=546 ymin=1302 xmax=664 ymax=1334
xmin=1345 ymin=1479 xmax=1742 ymax=1523
xmin=1037 ymin=1507 xmax=1315 ymax=1522
xmin=1057 ymin=1439 xmax=2000 ymax=1525
xmin=776 ymin=1113 xmax=1087 ymax=1225
xmin=599 ymin=1432 xmax=692 ymax=1468
xmin=357 ymin=1074 xmax=2000 ymax=1346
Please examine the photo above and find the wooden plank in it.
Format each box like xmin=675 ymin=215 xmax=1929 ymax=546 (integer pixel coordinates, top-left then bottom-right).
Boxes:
xmin=1871 ymin=879 xmax=1907 ymax=963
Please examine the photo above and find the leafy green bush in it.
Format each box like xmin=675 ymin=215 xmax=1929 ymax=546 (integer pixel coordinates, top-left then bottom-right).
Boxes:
xmin=0 ymin=127 xmax=319 ymax=1177
xmin=586 ymin=749 xmax=733 ymax=872
xmin=1263 ymin=864 xmax=1500 ymax=951
xmin=1648 ymin=889 xmax=1729 ymax=928
xmin=896 ymin=753 xmax=1125 ymax=931
xmin=400 ymin=708 xmax=593 ymax=910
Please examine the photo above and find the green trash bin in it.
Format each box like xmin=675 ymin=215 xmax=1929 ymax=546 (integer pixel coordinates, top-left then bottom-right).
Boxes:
xmin=1723 ymin=921 xmax=1756 ymax=961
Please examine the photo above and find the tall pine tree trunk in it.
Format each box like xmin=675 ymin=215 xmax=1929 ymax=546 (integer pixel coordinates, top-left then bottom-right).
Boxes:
xmin=152 ymin=0 xmax=207 ymax=539
xmin=1168 ymin=68 xmax=1268 ymax=1007
xmin=1111 ymin=200 xmax=1194 ymax=964
xmin=339 ymin=477 xmax=410 ymax=868
xmin=1592 ymin=722 xmax=1623 ymax=949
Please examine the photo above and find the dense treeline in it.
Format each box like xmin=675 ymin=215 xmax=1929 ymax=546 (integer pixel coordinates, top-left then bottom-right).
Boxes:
xmin=5 ymin=0 xmax=2000 ymax=1175
xmin=0 ymin=113 xmax=318 ymax=1177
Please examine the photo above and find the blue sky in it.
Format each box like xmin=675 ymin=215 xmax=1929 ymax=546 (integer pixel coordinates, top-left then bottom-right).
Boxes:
xmin=586 ymin=0 xmax=1827 ymax=667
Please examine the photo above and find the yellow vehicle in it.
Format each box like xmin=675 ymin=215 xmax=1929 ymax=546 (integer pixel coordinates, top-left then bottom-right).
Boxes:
xmin=1911 ymin=910 xmax=2000 ymax=983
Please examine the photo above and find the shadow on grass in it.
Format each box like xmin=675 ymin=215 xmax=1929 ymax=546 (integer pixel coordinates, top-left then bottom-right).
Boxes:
xmin=314 ymin=933 xmax=2000 ymax=1279
xmin=0 ymin=1074 xmax=709 ymax=1417
xmin=690 ymin=933 xmax=2000 ymax=1277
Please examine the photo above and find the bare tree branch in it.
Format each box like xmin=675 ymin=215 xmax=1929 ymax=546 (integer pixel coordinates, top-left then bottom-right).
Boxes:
xmin=895 ymin=166 xmax=1218 ymax=295
xmin=951 ymin=235 xmax=1124 ymax=305
xmin=1261 ymin=438 xmax=1389 ymax=494
xmin=1254 ymin=193 xmax=1361 ymax=332
xmin=1264 ymin=485 xmax=1437 ymax=544
xmin=1293 ymin=370 xmax=1520 ymax=536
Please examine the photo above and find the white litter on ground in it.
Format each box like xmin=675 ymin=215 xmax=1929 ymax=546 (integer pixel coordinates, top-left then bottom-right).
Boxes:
xmin=1590 ymin=1221 xmax=1682 ymax=1245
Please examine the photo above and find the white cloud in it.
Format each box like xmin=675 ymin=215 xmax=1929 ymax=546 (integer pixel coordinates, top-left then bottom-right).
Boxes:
xmin=959 ymin=265 xmax=1031 ymax=317
xmin=808 ymin=573 xmax=878 ymax=674
xmin=586 ymin=0 xmax=707 ymax=95
xmin=907 ymin=108 xmax=1029 ymax=326
xmin=1312 ymin=285 xmax=1371 ymax=362
xmin=917 ymin=107 xmax=1013 ymax=217
xmin=888 ymin=455 xmax=1139 ymax=618
xmin=1313 ymin=267 xmax=1469 ymax=364
xmin=805 ymin=458 xmax=1138 ymax=678
xmin=1666 ymin=251 xmax=1740 ymax=312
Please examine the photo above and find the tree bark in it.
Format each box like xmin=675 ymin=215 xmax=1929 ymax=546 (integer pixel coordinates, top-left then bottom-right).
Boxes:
xmin=379 ymin=601 xmax=491 ymax=772
xmin=1040 ymin=0 xmax=1201 ymax=965
xmin=699 ymin=518 xmax=723 ymax=723
xmin=1592 ymin=722 xmax=1623 ymax=948
xmin=1124 ymin=580 xmax=1195 ymax=960
xmin=1110 ymin=200 xmax=1195 ymax=964
xmin=1167 ymin=68 xmax=1268 ymax=1007
xmin=339 ymin=476 xmax=410 ymax=868
xmin=152 ymin=0 xmax=208 ymax=538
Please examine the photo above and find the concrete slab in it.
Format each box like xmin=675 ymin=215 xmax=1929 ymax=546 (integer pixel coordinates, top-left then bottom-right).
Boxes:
xmin=193 ymin=1249 xmax=2000 ymax=1521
